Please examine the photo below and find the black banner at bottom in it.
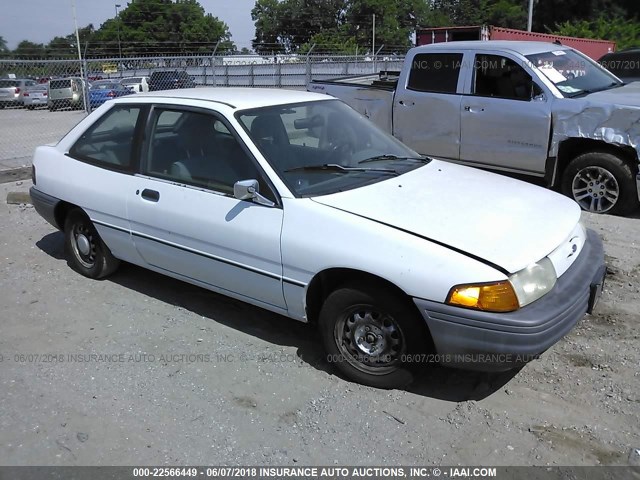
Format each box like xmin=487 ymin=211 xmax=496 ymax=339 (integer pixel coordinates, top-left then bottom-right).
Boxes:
xmin=0 ymin=466 xmax=636 ymax=480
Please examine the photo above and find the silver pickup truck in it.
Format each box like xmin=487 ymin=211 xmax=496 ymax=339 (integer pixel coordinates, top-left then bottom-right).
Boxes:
xmin=308 ymin=40 xmax=640 ymax=215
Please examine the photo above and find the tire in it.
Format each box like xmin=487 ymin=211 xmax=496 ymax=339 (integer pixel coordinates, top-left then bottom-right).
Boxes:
xmin=561 ymin=151 xmax=639 ymax=215
xmin=318 ymin=282 xmax=430 ymax=389
xmin=64 ymin=209 xmax=120 ymax=279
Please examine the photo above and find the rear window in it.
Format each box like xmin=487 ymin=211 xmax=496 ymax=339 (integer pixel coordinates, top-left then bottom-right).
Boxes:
xmin=50 ymin=79 xmax=71 ymax=89
xmin=407 ymin=53 xmax=463 ymax=94
xmin=0 ymin=80 xmax=19 ymax=88
xmin=151 ymin=71 xmax=174 ymax=80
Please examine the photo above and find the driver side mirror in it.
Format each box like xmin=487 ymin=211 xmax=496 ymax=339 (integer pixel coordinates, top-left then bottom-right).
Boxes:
xmin=233 ymin=179 xmax=275 ymax=207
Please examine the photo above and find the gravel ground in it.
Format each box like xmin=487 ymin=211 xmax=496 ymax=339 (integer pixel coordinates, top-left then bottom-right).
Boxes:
xmin=0 ymin=180 xmax=638 ymax=467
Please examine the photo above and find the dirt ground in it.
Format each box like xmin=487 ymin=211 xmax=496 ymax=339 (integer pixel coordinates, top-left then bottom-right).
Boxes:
xmin=0 ymin=179 xmax=638 ymax=467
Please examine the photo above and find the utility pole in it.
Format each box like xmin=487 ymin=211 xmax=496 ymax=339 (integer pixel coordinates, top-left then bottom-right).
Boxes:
xmin=115 ymin=3 xmax=122 ymax=59
xmin=71 ymin=0 xmax=89 ymax=112
xmin=527 ymin=0 xmax=534 ymax=32
xmin=372 ymin=14 xmax=375 ymax=58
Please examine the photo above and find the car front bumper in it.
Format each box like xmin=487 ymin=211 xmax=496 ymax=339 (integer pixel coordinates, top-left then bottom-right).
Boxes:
xmin=413 ymin=228 xmax=606 ymax=372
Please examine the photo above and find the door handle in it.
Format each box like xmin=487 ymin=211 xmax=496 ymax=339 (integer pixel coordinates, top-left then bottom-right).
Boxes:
xmin=398 ymin=100 xmax=414 ymax=106
xmin=141 ymin=189 xmax=160 ymax=202
xmin=464 ymin=106 xmax=485 ymax=112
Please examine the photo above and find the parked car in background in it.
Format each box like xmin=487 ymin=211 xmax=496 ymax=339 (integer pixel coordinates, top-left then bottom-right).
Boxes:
xmin=22 ymin=84 xmax=49 ymax=109
xmin=0 ymin=78 xmax=38 ymax=108
xmin=148 ymin=70 xmax=196 ymax=91
xmin=599 ymin=48 xmax=640 ymax=83
xmin=29 ymin=88 xmax=606 ymax=388
xmin=88 ymin=80 xmax=134 ymax=107
xmin=48 ymin=77 xmax=86 ymax=111
xmin=120 ymin=76 xmax=150 ymax=93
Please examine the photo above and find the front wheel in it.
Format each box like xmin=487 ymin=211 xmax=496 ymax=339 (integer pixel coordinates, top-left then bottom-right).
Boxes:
xmin=561 ymin=152 xmax=639 ymax=215
xmin=64 ymin=209 xmax=120 ymax=279
xmin=319 ymin=282 xmax=429 ymax=388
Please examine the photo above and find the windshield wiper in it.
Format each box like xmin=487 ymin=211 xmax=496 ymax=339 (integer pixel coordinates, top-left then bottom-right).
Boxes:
xmin=358 ymin=154 xmax=429 ymax=165
xmin=567 ymin=82 xmax=622 ymax=98
xmin=284 ymin=163 xmax=398 ymax=175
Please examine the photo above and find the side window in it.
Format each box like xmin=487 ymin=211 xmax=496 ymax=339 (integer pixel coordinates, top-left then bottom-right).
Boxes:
xmin=145 ymin=108 xmax=268 ymax=197
xmin=69 ymin=105 xmax=141 ymax=169
xmin=407 ymin=53 xmax=463 ymax=94
xmin=474 ymin=54 xmax=537 ymax=100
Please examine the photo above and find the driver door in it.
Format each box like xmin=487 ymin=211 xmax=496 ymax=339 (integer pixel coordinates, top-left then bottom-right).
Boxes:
xmin=127 ymin=106 xmax=287 ymax=310
xmin=459 ymin=53 xmax=552 ymax=175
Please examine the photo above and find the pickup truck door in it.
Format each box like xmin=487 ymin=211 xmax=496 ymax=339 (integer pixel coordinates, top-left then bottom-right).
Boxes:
xmin=459 ymin=53 xmax=552 ymax=175
xmin=127 ymin=106 xmax=287 ymax=311
xmin=393 ymin=52 xmax=465 ymax=159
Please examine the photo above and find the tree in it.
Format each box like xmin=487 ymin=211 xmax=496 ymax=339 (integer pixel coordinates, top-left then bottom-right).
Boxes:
xmin=251 ymin=0 xmax=285 ymax=54
xmin=532 ymin=0 xmax=626 ymax=32
xmin=46 ymin=36 xmax=75 ymax=58
xmin=423 ymin=0 xmax=527 ymax=29
xmin=13 ymin=40 xmax=46 ymax=58
xmin=344 ymin=0 xmax=429 ymax=52
xmin=91 ymin=0 xmax=234 ymax=56
xmin=0 ymin=35 xmax=8 ymax=53
xmin=252 ymin=0 xmax=429 ymax=54
xmin=552 ymin=14 xmax=640 ymax=50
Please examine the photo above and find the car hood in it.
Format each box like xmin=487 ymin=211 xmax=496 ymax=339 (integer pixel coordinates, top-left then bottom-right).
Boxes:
xmin=583 ymin=82 xmax=640 ymax=106
xmin=311 ymin=160 xmax=581 ymax=274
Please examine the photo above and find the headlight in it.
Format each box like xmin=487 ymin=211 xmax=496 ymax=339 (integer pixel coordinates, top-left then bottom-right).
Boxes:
xmin=509 ymin=257 xmax=557 ymax=307
xmin=446 ymin=258 xmax=557 ymax=313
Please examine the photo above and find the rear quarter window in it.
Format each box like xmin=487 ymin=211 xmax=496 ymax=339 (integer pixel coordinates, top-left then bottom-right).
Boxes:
xmin=69 ymin=105 xmax=143 ymax=171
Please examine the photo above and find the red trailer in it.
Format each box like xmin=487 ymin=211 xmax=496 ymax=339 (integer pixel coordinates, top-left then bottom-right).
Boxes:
xmin=416 ymin=25 xmax=616 ymax=60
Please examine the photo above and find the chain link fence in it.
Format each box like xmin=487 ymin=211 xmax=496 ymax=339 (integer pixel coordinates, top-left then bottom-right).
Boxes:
xmin=0 ymin=53 xmax=405 ymax=168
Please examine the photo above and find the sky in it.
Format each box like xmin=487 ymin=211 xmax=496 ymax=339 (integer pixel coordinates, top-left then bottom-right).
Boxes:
xmin=0 ymin=0 xmax=256 ymax=50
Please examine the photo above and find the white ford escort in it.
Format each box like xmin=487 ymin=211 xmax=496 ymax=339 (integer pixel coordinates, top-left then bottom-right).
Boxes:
xmin=30 ymin=88 xmax=606 ymax=388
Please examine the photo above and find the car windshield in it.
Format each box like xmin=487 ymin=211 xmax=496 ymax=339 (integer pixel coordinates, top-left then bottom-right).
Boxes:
xmin=526 ymin=49 xmax=623 ymax=98
xmin=237 ymin=100 xmax=427 ymax=197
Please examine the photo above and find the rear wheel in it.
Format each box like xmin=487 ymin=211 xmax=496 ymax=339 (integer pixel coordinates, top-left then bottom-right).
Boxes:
xmin=64 ymin=209 xmax=120 ymax=279
xmin=561 ymin=151 xmax=639 ymax=215
xmin=319 ymin=282 xmax=429 ymax=388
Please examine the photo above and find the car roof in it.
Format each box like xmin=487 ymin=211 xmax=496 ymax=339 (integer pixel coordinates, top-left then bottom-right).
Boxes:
xmin=412 ymin=40 xmax=573 ymax=56
xmin=116 ymin=87 xmax=331 ymax=110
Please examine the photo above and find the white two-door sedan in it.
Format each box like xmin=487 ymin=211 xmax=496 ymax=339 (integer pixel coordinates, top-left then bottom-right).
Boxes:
xmin=30 ymin=88 xmax=606 ymax=388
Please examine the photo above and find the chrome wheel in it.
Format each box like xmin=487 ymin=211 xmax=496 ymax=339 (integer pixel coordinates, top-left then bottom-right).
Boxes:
xmin=571 ymin=166 xmax=619 ymax=213
xmin=70 ymin=222 xmax=97 ymax=269
xmin=334 ymin=307 xmax=406 ymax=375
